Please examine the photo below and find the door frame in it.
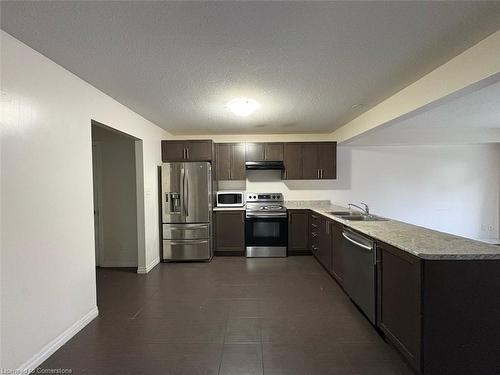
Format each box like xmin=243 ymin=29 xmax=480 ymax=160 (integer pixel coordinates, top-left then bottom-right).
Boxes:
xmin=91 ymin=120 xmax=147 ymax=273
xmin=91 ymin=142 xmax=105 ymax=267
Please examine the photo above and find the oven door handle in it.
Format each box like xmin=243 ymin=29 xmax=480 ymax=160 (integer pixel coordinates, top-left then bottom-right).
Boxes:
xmin=245 ymin=213 xmax=287 ymax=219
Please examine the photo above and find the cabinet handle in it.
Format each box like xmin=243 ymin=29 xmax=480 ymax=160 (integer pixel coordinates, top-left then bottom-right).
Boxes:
xmin=186 ymin=147 xmax=189 ymax=160
xmin=183 ymin=148 xmax=187 ymax=160
xmin=320 ymin=169 xmax=323 ymax=179
xmin=326 ymin=221 xmax=330 ymax=234
xmin=317 ymin=169 xmax=320 ymax=179
xmin=284 ymin=170 xmax=287 ymax=179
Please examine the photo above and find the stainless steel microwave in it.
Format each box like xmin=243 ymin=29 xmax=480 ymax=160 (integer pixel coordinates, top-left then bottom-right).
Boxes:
xmin=216 ymin=191 xmax=245 ymax=207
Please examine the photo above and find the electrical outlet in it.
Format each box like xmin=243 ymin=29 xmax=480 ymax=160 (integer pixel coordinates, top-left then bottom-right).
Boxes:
xmin=488 ymin=225 xmax=494 ymax=232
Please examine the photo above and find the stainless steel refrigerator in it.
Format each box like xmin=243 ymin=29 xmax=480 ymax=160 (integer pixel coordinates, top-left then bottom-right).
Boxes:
xmin=160 ymin=162 xmax=213 ymax=261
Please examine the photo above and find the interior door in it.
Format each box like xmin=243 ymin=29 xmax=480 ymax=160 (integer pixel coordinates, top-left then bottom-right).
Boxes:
xmin=161 ymin=163 xmax=185 ymax=223
xmin=184 ymin=162 xmax=211 ymax=223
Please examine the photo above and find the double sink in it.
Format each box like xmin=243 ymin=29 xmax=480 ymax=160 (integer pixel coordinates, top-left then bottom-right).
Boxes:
xmin=328 ymin=211 xmax=389 ymax=222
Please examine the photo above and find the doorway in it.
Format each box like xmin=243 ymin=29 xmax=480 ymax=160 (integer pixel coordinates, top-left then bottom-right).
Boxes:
xmin=91 ymin=121 xmax=143 ymax=269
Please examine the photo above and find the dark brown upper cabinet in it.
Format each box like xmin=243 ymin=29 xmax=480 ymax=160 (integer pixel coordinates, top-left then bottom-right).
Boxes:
xmin=283 ymin=143 xmax=303 ymax=179
xmin=264 ymin=143 xmax=284 ymax=161
xmin=287 ymin=210 xmax=310 ymax=255
xmin=215 ymin=143 xmax=245 ymax=181
xmin=161 ymin=140 xmax=213 ymax=162
xmin=245 ymin=143 xmax=284 ymax=161
xmin=284 ymin=142 xmax=337 ymax=180
xmin=302 ymin=143 xmax=319 ymax=179
xmin=318 ymin=142 xmax=337 ymax=179
xmin=245 ymin=143 xmax=264 ymax=161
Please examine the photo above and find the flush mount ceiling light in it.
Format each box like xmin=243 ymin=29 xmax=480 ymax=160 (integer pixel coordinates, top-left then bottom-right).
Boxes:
xmin=226 ymin=98 xmax=260 ymax=117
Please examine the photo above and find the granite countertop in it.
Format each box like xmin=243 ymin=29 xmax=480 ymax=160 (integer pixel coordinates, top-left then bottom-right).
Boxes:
xmin=213 ymin=206 xmax=246 ymax=211
xmin=285 ymin=201 xmax=500 ymax=260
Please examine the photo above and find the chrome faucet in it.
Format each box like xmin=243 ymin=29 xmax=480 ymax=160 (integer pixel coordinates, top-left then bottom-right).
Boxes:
xmin=348 ymin=202 xmax=370 ymax=215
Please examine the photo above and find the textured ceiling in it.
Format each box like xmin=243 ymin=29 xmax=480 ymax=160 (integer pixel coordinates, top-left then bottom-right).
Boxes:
xmin=347 ymin=80 xmax=500 ymax=145
xmin=2 ymin=1 xmax=500 ymax=135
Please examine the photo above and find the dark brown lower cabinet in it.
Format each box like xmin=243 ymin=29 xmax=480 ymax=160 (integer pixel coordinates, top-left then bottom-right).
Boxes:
xmin=309 ymin=212 xmax=320 ymax=257
xmin=330 ymin=221 xmax=344 ymax=285
xmin=214 ymin=211 xmax=245 ymax=255
xmin=287 ymin=210 xmax=310 ymax=255
xmin=311 ymin=213 xmax=336 ymax=274
xmin=378 ymin=241 xmax=500 ymax=375
xmin=377 ymin=243 xmax=422 ymax=371
xmin=318 ymin=217 xmax=333 ymax=270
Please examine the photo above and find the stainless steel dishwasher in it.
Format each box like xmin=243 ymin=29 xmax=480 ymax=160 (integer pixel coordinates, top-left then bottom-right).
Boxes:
xmin=342 ymin=228 xmax=377 ymax=324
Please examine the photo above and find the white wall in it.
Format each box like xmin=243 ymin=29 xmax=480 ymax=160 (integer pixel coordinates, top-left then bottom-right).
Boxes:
xmin=221 ymin=144 xmax=500 ymax=241
xmin=0 ymin=31 xmax=169 ymax=370
xmin=92 ymin=126 xmax=138 ymax=267
xmin=331 ymin=145 xmax=500 ymax=241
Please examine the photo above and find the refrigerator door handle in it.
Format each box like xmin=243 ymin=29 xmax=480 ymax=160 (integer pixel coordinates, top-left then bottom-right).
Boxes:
xmin=185 ymin=169 xmax=189 ymax=217
xmin=181 ymin=167 xmax=186 ymax=217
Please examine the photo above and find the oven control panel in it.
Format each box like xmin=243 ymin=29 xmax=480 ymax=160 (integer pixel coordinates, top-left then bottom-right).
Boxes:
xmin=246 ymin=193 xmax=283 ymax=202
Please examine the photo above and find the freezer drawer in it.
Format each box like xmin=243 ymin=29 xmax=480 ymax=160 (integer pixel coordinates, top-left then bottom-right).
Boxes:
xmin=162 ymin=223 xmax=210 ymax=240
xmin=163 ymin=239 xmax=211 ymax=261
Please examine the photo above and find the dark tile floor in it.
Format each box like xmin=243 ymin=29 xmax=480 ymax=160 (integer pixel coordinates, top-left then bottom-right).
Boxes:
xmin=40 ymin=256 xmax=413 ymax=374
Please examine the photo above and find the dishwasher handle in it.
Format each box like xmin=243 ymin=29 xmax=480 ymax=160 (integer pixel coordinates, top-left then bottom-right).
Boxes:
xmin=342 ymin=231 xmax=373 ymax=252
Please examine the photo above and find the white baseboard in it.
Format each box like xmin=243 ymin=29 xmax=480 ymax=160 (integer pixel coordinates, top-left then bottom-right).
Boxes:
xmin=18 ymin=306 xmax=98 ymax=372
xmin=99 ymin=260 xmax=138 ymax=267
xmin=137 ymin=257 xmax=160 ymax=274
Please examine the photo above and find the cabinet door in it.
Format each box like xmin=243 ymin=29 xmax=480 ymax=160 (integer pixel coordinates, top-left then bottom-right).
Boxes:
xmin=265 ymin=143 xmax=284 ymax=161
xmin=215 ymin=211 xmax=245 ymax=254
xmin=288 ymin=210 xmax=310 ymax=255
xmin=318 ymin=142 xmax=337 ymax=179
xmin=185 ymin=140 xmax=212 ymax=162
xmin=230 ymin=143 xmax=246 ymax=180
xmin=245 ymin=143 xmax=265 ymax=161
xmin=318 ymin=217 xmax=333 ymax=270
xmin=378 ymin=243 xmax=421 ymax=369
xmin=330 ymin=221 xmax=344 ymax=284
xmin=283 ymin=143 xmax=302 ymax=179
xmin=162 ymin=141 xmax=186 ymax=162
xmin=302 ymin=143 xmax=320 ymax=179
xmin=215 ymin=143 xmax=231 ymax=181
xmin=310 ymin=212 xmax=320 ymax=256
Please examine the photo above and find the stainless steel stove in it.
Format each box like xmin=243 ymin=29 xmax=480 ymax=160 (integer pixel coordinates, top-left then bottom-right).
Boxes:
xmin=245 ymin=193 xmax=287 ymax=257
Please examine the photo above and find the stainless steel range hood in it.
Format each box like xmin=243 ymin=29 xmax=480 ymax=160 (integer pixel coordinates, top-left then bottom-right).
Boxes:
xmin=245 ymin=161 xmax=284 ymax=170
